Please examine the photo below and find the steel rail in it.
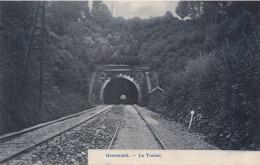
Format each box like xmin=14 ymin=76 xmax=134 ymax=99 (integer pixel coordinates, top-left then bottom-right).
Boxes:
xmin=107 ymin=110 xmax=124 ymax=150
xmin=132 ymin=105 xmax=167 ymax=150
xmin=0 ymin=105 xmax=106 ymax=143
xmin=0 ymin=105 xmax=115 ymax=164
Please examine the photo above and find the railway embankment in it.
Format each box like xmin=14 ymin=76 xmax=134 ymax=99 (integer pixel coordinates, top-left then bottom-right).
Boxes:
xmin=134 ymin=105 xmax=217 ymax=150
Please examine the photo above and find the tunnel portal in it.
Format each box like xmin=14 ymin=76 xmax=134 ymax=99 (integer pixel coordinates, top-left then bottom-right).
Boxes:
xmin=103 ymin=78 xmax=138 ymax=104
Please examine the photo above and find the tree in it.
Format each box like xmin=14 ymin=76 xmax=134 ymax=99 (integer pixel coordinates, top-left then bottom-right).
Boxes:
xmin=91 ymin=1 xmax=113 ymax=27
xmin=202 ymin=2 xmax=228 ymax=23
xmin=91 ymin=1 xmax=112 ymax=18
xmin=48 ymin=1 xmax=89 ymax=35
xmin=188 ymin=1 xmax=203 ymax=20
xmin=0 ymin=1 xmax=35 ymax=134
xmin=176 ymin=1 xmax=190 ymax=20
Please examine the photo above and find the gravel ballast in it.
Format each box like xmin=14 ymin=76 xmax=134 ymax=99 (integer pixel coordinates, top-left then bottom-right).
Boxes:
xmin=134 ymin=105 xmax=218 ymax=150
xmin=7 ymin=105 xmax=124 ymax=165
xmin=0 ymin=105 xmax=112 ymax=161
xmin=4 ymin=104 xmax=218 ymax=164
xmin=111 ymin=105 xmax=162 ymax=149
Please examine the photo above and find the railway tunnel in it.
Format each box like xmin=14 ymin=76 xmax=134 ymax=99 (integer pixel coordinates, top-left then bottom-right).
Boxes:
xmin=103 ymin=78 xmax=138 ymax=104
xmin=88 ymin=65 xmax=157 ymax=105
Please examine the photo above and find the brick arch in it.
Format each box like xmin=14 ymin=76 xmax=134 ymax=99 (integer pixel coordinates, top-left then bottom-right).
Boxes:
xmin=100 ymin=74 xmax=141 ymax=104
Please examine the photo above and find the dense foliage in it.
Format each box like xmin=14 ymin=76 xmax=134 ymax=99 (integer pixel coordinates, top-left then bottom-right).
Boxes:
xmin=0 ymin=1 xmax=92 ymax=134
xmin=0 ymin=1 xmax=259 ymax=150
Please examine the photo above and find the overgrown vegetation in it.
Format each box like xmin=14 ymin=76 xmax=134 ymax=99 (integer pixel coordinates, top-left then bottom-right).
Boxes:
xmin=0 ymin=1 xmax=259 ymax=150
xmin=0 ymin=1 xmax=92 ymax=134
xmin=159 ymin=1 xmax=260 ymax=150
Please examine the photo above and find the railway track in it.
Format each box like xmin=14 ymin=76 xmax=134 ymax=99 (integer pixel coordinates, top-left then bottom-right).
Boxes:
xmin=0 ymin=105 xmax=106 ymax=143
xmin=1 ymin=104 xmax=166 ymax=163
xmin=133 ymin=105 xmax=167 ymax=150
xmin=132 ymin=105 xmax=167 ymax=150
xmin=107 ymin=107 xmax=125 ymax=149
xmin=108 ymin=105 xmax=167 ymax=150
xmin=0 ymin=105 xmax=115 ymax=164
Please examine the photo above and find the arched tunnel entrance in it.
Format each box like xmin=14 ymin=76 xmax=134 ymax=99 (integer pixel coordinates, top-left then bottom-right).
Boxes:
xmin=103 ymin=78 xmax=138 ymax=104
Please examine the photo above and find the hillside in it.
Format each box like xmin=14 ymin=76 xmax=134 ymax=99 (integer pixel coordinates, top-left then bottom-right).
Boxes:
xmin=0 ymin=1 xmax=259 ymax=150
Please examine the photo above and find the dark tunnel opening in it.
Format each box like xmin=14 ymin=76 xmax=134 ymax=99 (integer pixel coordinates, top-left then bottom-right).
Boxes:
xmin=103 ymin=78 xmax=138 ymax=104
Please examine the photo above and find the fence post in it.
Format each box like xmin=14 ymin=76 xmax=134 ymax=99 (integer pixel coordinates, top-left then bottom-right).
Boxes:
xmin=188 ymin=110 xmax=195 ymax=130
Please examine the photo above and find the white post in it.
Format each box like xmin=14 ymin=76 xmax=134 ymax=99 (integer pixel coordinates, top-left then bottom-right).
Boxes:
xmin=188 ymin=110 xmax=195 ymax=130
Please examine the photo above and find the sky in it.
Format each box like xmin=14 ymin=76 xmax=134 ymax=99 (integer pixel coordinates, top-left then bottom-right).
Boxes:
xmin=91 ymin=1 xmax=179 ymax=19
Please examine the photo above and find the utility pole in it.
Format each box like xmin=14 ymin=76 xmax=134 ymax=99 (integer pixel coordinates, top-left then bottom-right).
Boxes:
xmin=21 ymin=1 xmax=46 ymax=112
xmin=39 ymin=1 xmax=45 ymax=112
